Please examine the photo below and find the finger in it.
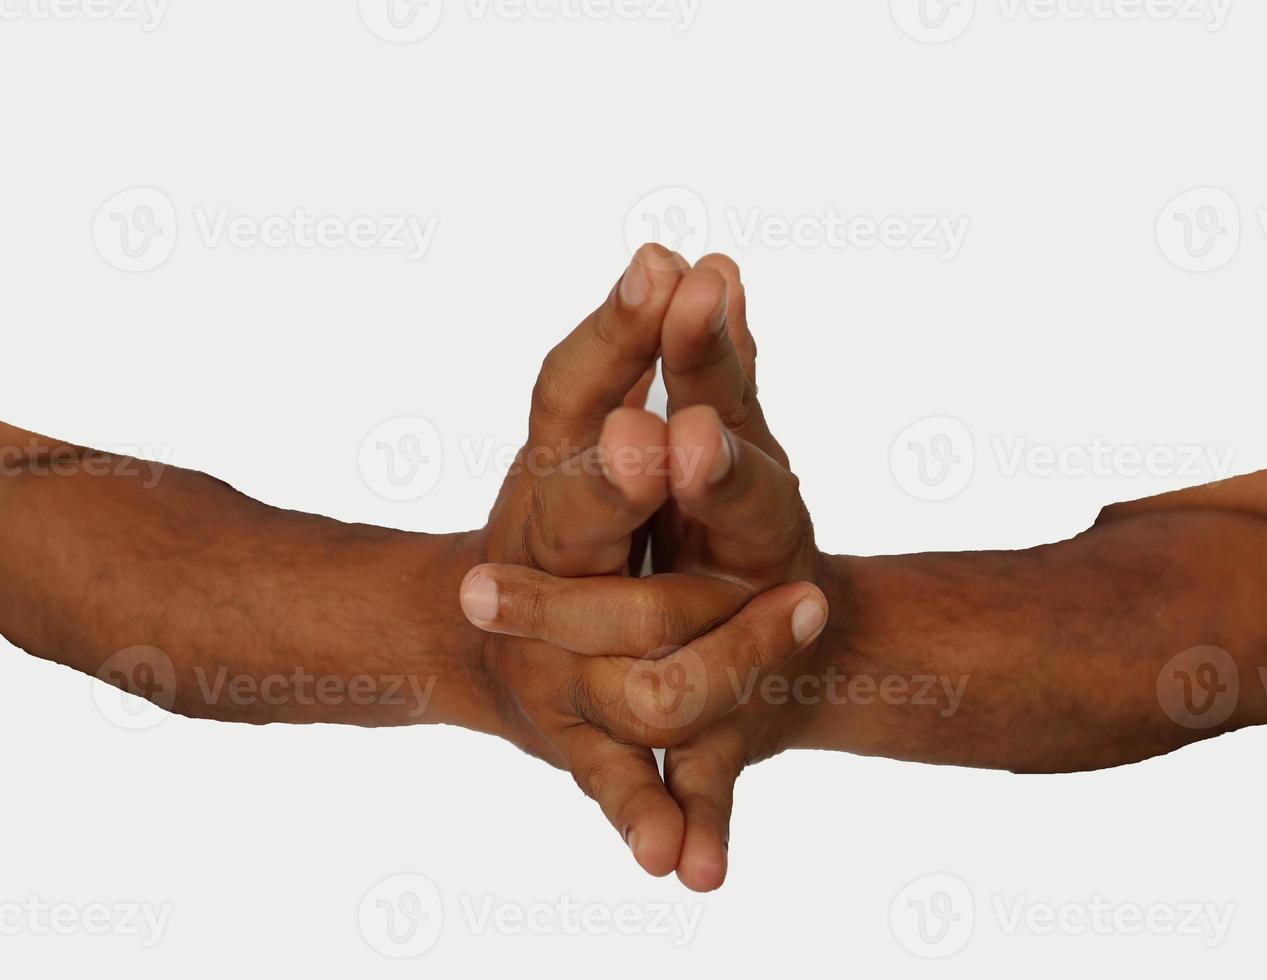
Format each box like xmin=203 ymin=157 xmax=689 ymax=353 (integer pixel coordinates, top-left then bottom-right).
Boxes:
xmin=459 ymin=564 xmax=748 ymax=657
xmin=588 ymin=582 xmax=829 ymax=747
xmin=660 ymin=266 xmax=786 ymax=465
xmin=530 ymin=243 xmax=688 ymax=450
xmin=694 ymin=253 xmax=756 ymax=384
xmin=522 ymin=408 xmax=669 ymax=576
xmin=668 ymin=404 xmax=811 ymax=576
xmin=622 ymin=364 xmax=657 ymax=410
xmin=665 ymin=729 xmax=747 ymax=892
xmin=563 ymin=726 xmax=684 ymax=878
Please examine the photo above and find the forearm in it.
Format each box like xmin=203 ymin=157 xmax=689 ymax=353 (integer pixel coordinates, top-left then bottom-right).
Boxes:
xmin=0 ymin=437 xmax=498 ymax=732
xmin=800 ymin=509 xmax=1267 ymax=772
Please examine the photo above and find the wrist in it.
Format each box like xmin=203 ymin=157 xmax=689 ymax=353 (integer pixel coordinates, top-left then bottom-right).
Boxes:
xmin=787 ymin=552 xmax=890 ymax=755
xmin=369 ymin=525 xmax=507 ymax=737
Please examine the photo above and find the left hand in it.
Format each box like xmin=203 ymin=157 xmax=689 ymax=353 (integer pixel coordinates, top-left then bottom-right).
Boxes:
xmin=467 ymin=254 xmax=830 ymax=890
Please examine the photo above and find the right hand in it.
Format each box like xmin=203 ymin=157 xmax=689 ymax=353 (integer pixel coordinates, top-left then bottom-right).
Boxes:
xmin=462 ymin=245 xmax=827 ymax=879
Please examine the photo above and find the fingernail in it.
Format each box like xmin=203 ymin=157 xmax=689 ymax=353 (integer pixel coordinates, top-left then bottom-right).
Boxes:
xmin=707 ymin=428 xmax=735 ymax=485
xmin=460 ymin=573 xmax=499 ymax=625
xmin=792 ymin=597 xmax=828 ymax=646
xmin=619 ymin=256 xmax=650 ymax=308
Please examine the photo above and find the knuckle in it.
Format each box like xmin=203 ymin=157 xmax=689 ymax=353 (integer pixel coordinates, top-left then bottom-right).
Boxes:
xmin=737 ymin=630 xmax=775 ymax=673
xmin=572 ymin=756 xmax=617 ymax=801
xmin=618 ymin=682 xmax=670 ymax=745
xmin=530 ymin=350 xmax=571 ymax=427
xmin=568 ymin=676 xmax=625 ymax=743
xmin=590 ymin=307 xmax=625 ymax=353
xmin=673 ymin=785 xmax=725 ymax=816
xmin=625 ymin=590 xmax=673 ymax=657
xmin=523 ymin=582 xmax=552 ymax=636
xmin=718 ymin=381 xmax=758 ymax=433
xmin=527 ymin=477 xmax=567 ymax=558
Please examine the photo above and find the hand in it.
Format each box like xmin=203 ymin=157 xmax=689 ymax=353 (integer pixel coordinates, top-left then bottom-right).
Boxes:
xmin=463 ymin=245 xmax=827 ymax=879
xmin=465 ymin=254 xmax=828 ymax=890
xmin=656 ymin=255 xmax=827 ymax=889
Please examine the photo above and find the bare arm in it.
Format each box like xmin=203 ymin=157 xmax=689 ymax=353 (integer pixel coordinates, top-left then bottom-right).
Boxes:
xmin=0 ymin=422 xmax=498 ymax=731
xmin=802 ymin=474 xmax=1267 ymax=772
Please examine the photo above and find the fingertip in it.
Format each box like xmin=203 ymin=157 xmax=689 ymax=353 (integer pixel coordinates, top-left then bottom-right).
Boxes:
xmin=676 ymin=836 xmax=728 ymax=893
xmin=662 ymin=267 xmax=729 ymax=366
xmin=598 ymin=407 xmax=669 ymax=508
xmin=616 ymin=244 xmax=689 ymax=314
xmin=695 ymin=252 xmax=742 ymax=283
xmin=695 ymin=253 xmax=754 ymax=372
xmin=668 ymin=404 xmax=731 ymax=497
xmin=628 ymin=814 xmax=685 ymax=879
xmin=631 ymin=242 xmax=689 ymax=276
xmin=459 ymin=566 xmax=501 ymax=627
xmin=790 ymin=584 xmax=829 ymax=647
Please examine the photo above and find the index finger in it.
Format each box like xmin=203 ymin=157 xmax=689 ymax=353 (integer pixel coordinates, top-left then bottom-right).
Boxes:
xmin=659 ymin=264 xmax=787 ymax=466
xmin=529 ymin=243 xmax=687 ymax=451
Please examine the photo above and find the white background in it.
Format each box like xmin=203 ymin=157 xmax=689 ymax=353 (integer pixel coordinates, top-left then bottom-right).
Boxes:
xmin=2 ymin=0 xmax=1265 ymax=974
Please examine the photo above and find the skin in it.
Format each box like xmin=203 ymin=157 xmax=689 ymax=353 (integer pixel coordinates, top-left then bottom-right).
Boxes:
xmin=4 ymin=249 xmax=1267 ymax=894
xmin=0 ymin=243 xmax=827 ymax=889
xmin=465 ymin=254 xmax=1267 ymax=890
